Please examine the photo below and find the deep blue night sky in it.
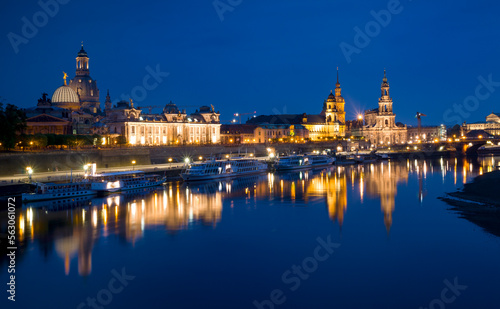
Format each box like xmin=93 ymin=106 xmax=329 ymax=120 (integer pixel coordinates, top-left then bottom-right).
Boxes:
xmin=1 ymin=0 xmax=499 ymax=126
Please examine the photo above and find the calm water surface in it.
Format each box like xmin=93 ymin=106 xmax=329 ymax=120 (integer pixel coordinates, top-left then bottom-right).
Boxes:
xmin=2 ymin=157 xmax=500 ymax=309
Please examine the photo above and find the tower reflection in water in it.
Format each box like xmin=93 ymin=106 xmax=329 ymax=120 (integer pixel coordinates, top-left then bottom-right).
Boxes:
xmin=16 ymin=156 xmax=498 ymax=277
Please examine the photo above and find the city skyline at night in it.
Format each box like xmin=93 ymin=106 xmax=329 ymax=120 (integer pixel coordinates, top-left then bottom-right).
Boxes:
xmin=1 ymin=0 xmax=499 ymax=126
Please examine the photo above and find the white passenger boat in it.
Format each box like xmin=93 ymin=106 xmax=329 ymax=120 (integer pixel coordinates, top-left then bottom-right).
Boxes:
xmin=307 ymin=155 xmax=335 ymax=167
xmin=181 ymin=159 xmax=268 ymax=182
xmin=22 ymin=182 xmax=96 ymax=202
xmin=274 ymin=155 xmax=311 ymax=171
xmin=89 ymin=170 xmax=165 ymax=193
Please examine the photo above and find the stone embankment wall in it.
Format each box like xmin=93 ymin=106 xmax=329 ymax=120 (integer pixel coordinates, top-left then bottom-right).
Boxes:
xmin=0 ymin=141 xmax=358 ymax=176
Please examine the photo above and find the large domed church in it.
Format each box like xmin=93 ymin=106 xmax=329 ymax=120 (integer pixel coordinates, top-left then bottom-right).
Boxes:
xmin=51 ymin=44 xmax=100 ymax=113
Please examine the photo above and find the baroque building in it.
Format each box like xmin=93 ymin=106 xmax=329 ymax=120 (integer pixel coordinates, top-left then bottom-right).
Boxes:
xmin=68 ymin=44 xmax=100 ymax=113
xmin=106 ymin=99 xmax=221 ymax=145
xmin=356 ymin=70 xmax=407 ymax=146
xmin=247 ymin=69 xmax=347 ymax=140
xmin=51 ymin=44 xmax=100 ymax=113
xmin=462 ymin=112 xmax=500 ymax=136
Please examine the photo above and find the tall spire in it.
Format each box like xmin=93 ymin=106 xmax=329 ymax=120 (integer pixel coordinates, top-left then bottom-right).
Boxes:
xmin=104 ymin=89 xmax=112 ymax=111
xmin=336 ymin=67 xmax=340 ymax=86
xmin=383 ymin=68 xmax=387 ymax=83
xmin=334 ymin=67 xmax=342 ymax=97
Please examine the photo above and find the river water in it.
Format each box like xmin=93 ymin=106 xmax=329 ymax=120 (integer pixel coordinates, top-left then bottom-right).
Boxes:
xmin=1 ymin=156 xmax=500 ymax=309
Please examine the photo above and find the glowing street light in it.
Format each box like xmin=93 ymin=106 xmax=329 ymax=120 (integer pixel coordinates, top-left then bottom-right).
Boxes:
xmin=26 ymin=167 xmax=33 ymax=182
xmin=168 ymin=158 xmax=173 ymax=163
xmin=184 ymin=157 xmax=191 ymax=165
xmin=132 ymin=160 xmax=136 ymax=170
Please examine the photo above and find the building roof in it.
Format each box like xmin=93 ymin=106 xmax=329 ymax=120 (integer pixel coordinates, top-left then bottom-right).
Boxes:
xmin=163 ymin=101 xmax=181 ymax=114
xmin=27 ymin=114 xmax=68 ymax=123
xmin=221 ymin=124 xmax=257 ymax=134
xmin=25 ymin=106 xmax=67 ymax=112
xmin=52 ymin=85 xmax=79 ymax=103
xmin=114 ymin=100 xmax=133 ymax=109
xmin=78 ymin=44 xmax=88 ymax=57
xmin=465 ymin=130 xmax=493 ymax=138
xmin=258 ymin=124 xmax=307 ymax=130
xmin=247 ymin=114 xmax=325 ymax=125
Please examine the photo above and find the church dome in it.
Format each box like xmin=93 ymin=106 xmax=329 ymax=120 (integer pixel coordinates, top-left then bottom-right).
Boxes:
xmin=52 ymin=85 xmax=80 ymax=110
xmin=198 ymin=106 xmax=211 ymax=113
xmin=163 ymin=101 xmax=179 ymax=114
xmin=327 ymin=90 xmax=335 ymax=102
xmin=52 ymin=85 xmax=79 ymax=103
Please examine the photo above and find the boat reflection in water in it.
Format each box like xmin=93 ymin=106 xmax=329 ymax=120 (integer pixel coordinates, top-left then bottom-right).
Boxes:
xmin=19 ymin=186 xmax=223 ymax=276
xmin=15 ymin=157 xmax=500 ymax=277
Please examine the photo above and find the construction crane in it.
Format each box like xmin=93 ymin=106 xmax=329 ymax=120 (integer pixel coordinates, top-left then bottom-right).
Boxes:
xmin=139 ymin=105 xmax=162 ymax=114
xmin=416 ymin=112 xmax=427 ymax=141
xmin=139 ymin=105 xmax=201 ymax=114
xmin=234 ymin=111 xmax=257 ymax=124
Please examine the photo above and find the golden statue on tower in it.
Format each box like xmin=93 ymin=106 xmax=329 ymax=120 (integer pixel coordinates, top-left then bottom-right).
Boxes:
xmin=63 ymin=72 xmax=68 ymax=85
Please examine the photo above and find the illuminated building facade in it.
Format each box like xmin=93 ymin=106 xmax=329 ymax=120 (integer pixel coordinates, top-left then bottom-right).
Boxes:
xmin=407 ymin=125 xmax=447 ymax=143
xmin=220 ymin=124 xmax=257 ymax=144
xmin=106 ymin=100 xmax=221 ymax=145
xmin=357 ymin=70 xmax=407 ymax=146
xmin=462 ymin=112 xmax=500 ymax=136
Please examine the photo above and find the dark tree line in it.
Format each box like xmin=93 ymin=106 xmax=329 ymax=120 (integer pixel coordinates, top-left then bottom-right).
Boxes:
xmin=0 ymin=102 xmax=26 ymax=150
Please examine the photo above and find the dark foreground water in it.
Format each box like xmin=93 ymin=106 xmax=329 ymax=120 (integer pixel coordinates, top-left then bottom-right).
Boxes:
xmin=1 ymin=156 xmax=500 ymax=309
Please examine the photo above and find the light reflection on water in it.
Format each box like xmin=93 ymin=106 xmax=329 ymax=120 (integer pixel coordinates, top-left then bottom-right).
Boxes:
xmin=13 ymin=156 xmax=498 ymax=279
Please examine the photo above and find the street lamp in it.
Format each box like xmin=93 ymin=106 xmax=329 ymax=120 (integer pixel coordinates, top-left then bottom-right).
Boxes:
xmin=132 ymin=160 xmax=136 ymax=170
xmin=26 ymin=167 xmax=33 ymax=183
xmin=184 ymin=157 xmax=190 ymax=165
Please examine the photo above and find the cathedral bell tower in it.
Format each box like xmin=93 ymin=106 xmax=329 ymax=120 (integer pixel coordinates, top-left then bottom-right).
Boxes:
xmin=378 ymin=69 xmax=393 ymax=114
xmin=76 ymin=43 xmax=89 ymax=76
xmin=324 ymin=90 xmax=336 ymax=124
xmin=334 ymin=68 xmax=346 ymax=124
xmin=68 ymin=43 xmax=101 ymax=113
